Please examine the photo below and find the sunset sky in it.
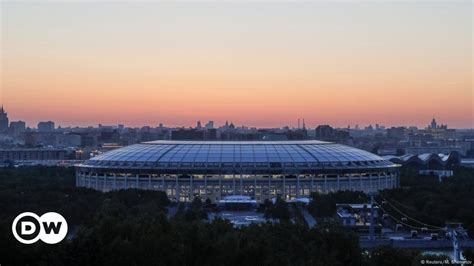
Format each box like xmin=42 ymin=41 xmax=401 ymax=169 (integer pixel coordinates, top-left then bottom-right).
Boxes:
xmin=1 ymin=1 xmax=472 ymax=128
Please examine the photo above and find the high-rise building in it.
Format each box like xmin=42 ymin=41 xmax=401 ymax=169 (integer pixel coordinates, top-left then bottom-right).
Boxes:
xmin=387 ymin=127 xmax=406 ymax=140
xmin=10 ymin=121 xmax=26 ymax=134
xmin=205 ymin=121 xmax=214 ymax=129
xmin=430 ymin=117 xmax=438 ymax=129
xmin=315 ymin=125 xmax=334 ymax=140
xmin=38 ymin=121 xmax=55 ymax=132
xmin=0 ymin=106 xmax=9 ymax=133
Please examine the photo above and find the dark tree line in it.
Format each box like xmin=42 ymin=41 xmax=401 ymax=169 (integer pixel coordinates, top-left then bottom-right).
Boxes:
xmin=1 ymin=166 xmax=473 ymax=265
xmin=382 ymin=166 xmax=474 ymax=236
xmin=308 ymin=190 xmax=368 ymax=218
xmin=0 ymin=167 xmax=362 ymax=266
xmin=261 ymin=196 xmax=291 ymax=222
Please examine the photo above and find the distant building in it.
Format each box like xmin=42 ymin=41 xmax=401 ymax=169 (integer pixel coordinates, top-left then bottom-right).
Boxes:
xmin=377 ymin=148 xmax=398 ymax=156
xmin=38 ymin=121 xmax=55 ymax=132
xmin=57 ymin=134 xmax=82 ymax=147
xmin=261 ymin=132 xmax=288 ymax=141
xmin=387 ymin=127 xmax=406 ymax=140
xmin=430 ymin=117 xmax=438 ymax=129
xmin=171 ymin=129 xmax=205 ymax=140
xmin=336 ymin=203 xmax=379 ymax=228
xmin=205 ymin=128 xmax=217 ymax=140
xmin=205 ymin=121 xmax=214 ymax=129
xmin=100 ymin=130 xmax=120 ymax=143
xmin=0 ymin=149 xmax=70 ymax=161
xmin=384 ymin=153 xmax=461 ymax=169
xmin=315 ymin=125 xmax=350 ymax=143
xmin=405 ymin=146 xmax=466 ymax=156
xmin=9 ymin=121 xmax=26 ymax=134
xmin=419 ymin=169 xmax=454 ymax=179
xmin=80 ymin=134 xmax=99 ymax=147
xmin=315 ymin=125 xmax=333 ymax=140
xmin=0 ymin=106 xmax=9 ymax=133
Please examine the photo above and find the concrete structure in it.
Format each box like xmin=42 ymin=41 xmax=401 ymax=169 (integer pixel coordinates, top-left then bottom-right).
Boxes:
xmin=383 ymin=153 xmax=461 ymax=168
xmin=0 ymin=106 xmax=9 ymax=133
xmin=0 ymin=149 xmax=68 ymax=161
xmin=9 ymin=121 xmax=26 ymax=135
xmin=461 ymin=159 xmax=474 ymax=168
xmin=76 ymin=140 xmax=400 ymax=202
xmin=38 ymin=121 xmax=55 ymax=132
xmin=336 ymin=203 xmax=379 ymax=227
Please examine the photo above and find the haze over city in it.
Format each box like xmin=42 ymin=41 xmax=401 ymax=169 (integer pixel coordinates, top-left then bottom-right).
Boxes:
xmin=2 ymin=2 xmax=474 ymax=265
xmin=1 ymin=1 xmax=472 ymax=128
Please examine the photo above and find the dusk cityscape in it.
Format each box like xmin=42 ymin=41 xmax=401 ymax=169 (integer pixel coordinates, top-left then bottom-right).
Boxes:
xmin=0 ymin=105 xmax=473 ymax=164
xmin=0 ymin=1 xmax=473 ymax=266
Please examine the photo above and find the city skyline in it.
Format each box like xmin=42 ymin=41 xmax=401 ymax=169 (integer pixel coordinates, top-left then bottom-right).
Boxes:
xmin=0 ymin=104 xmax=467 ymax=130
xmin=1 ymin=1 xmax=473 ymax=128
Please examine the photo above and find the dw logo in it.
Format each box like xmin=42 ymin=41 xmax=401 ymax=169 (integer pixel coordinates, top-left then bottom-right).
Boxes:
xmin=12 ymin=212 xmax=68 ymax=244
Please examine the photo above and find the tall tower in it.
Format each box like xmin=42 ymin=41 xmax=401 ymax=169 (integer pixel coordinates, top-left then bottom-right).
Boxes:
xmin=0 ymin=106 xmax=9 ymax=133
xmin=430 ymin=116 xmax=437 ymax=129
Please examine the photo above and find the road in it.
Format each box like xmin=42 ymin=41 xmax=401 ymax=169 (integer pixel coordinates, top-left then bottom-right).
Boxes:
xmin=297 ymin=205 xmax=317 ymax=228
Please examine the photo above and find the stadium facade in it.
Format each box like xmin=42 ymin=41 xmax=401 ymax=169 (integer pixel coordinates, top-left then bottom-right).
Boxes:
xmin=76 ymin=141 xmax=400 ymax=202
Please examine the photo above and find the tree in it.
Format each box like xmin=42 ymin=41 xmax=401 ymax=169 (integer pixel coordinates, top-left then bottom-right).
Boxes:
xmin=367 ymin=246 xmax=419 ymax=266
xmin=183 ymin=196 xmax=207 ymax=221
xmin=264 ymin=196 xmax=291 ymax=222
xmin=308 ymin=191 xmax=368 ymax=218
xmin=463 ymin=248 xmax=474 ymax=262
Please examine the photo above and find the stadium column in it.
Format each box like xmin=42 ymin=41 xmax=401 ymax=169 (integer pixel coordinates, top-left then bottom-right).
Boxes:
xmin=311 ymin=174 xmax=314 ymax=193
xmin=369 ymin=174 xmax=372 ymax=191
xmin=337 ymin=174 xmax=340 ymax=190
xmin=385 ymin=173 xmax=389 ymax=189
xmin=162 ymin=175 xmax=165 ymax=190
xmin=378 ymin=174 xmax=381 ymax=189
xmin=359 ymin=173 xmax=363 ymax=191
xmin=349 ymin=174 xmax=352 ymax=191
xmin=190 ymin=175 xmax=193 ymax=201
xmin=268 ymin=175 xmax=271 ymax=200
xmin=233 ymin=174 xmax=236 ymax=195
xmin=219 ymin=174 xmax=222 ymax=200
xmin=75 ymin=171 xmax=79 ymax=186
xmin=389 ymin=172 xmax=397 ymax=188
xmin=87 ymin=172 xmax=91 ymax=188
xmin=240 ymin=173 xmax=243 ymax=196
xmin=125 ymin=173 xmax=128 ymax=188
xmin=103 ymin=173 xmax=107 ymax=191
xmin=283 ymin=175 xmax=286 ymax=200
xmin=95 ymin=173 xmax=99 ymax=190
xmin=254 ymin=174 xmax=257 ymax=200
xmin=296 ymin=175 xmax=300 ymax=198
xmin=114 ymin=173 xmax=117 ymax=190
xmin=148 ymin=174 xmax=151 ymax=189
xmin=324 ymin=174 xmax=327 ymax=193
xmin=135 ymin=174 xmax=139 ymax=189
xmin=175 ymin=175 xmax=180 ymax=202
xmin=204 ymin=175 xmax=207 ymax=199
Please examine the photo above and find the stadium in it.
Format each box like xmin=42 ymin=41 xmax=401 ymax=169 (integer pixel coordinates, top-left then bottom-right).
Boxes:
xmin=76 ymin=141 xmax=400 ymax=202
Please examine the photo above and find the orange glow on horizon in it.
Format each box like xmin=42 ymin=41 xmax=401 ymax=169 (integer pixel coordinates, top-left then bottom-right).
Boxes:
xmin=1 ymin=2 xmax=472 ymax=128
